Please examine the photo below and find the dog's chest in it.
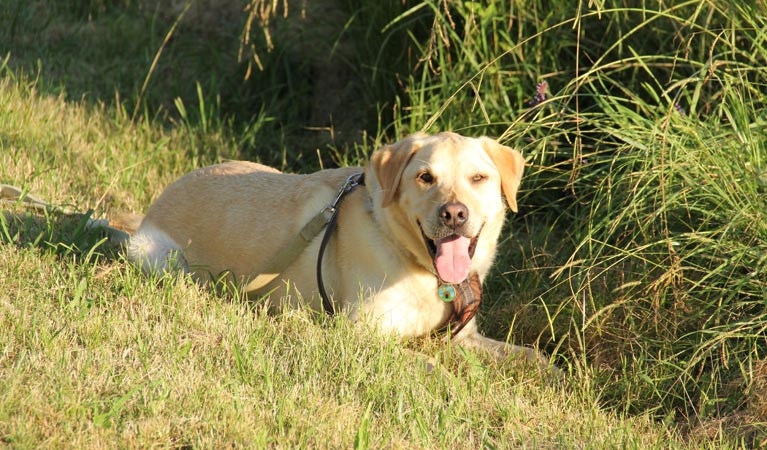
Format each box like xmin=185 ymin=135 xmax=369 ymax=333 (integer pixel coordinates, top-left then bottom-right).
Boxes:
xmin=347 ymin=271 xmax=453 ymax=337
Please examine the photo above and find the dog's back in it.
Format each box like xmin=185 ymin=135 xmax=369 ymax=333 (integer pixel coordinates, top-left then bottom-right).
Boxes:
xmin=127 ymin=161 xmax=360 ymax=286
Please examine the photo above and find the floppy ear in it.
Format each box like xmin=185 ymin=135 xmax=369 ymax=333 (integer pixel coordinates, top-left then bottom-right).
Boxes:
xmin=480 ymin=137 xmax=525 ymax=212
xmin=371 ymin=133 xmax=427 ymax=207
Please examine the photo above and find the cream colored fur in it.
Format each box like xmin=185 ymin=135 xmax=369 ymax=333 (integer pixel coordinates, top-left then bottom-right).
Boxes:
xmin=128 ymin=132 xmax=546 ymax=364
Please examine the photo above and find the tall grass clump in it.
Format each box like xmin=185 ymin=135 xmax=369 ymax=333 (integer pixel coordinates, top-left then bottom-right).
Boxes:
xmin=328 ymin=0 xmax=767 ymax=441
xmin=557 ymin=11 xmax=767 ymax=435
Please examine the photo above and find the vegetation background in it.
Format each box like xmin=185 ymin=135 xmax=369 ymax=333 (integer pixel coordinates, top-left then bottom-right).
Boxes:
xmin=1 ymin=0 xmax=765 ymax=447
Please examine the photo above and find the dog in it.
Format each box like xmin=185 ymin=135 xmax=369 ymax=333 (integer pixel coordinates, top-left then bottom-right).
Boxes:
xmin=127 ymin=132 xmax=547 ymax=366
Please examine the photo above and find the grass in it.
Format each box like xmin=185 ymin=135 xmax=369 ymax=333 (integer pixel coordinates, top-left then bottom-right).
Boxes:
xmin=0 ymin=64 xmax=673 ymax=449
xmin=2 ymin=0 xmax=767 ymax=447
xmin=0 ymin=246 xmax=671 ymax=448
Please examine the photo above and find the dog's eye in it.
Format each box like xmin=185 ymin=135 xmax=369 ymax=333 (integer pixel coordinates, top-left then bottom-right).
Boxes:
xmin=471 ymin=173 xmax=488 ymax=183
xmin=417 ymin=171 xmax=435 ymax=184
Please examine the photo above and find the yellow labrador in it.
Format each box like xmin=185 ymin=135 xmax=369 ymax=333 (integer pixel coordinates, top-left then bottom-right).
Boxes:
xmin=128 ymin=132 xmax=544 ymax=364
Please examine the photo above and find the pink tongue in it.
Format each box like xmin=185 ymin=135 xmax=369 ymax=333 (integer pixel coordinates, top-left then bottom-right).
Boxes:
xmin=434 ymin=235 xmax=472 ymax=284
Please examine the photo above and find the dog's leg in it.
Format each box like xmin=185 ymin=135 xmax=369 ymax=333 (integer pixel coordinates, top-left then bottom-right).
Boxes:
xmin=127 ymin=223 xmax=188 ymax=275
xmin=453 ymin=318 xmax=555 ymax=371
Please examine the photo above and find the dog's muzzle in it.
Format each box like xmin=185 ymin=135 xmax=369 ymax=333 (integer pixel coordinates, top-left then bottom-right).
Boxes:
xmin=419 ymin=207 xmax=480 ymax=285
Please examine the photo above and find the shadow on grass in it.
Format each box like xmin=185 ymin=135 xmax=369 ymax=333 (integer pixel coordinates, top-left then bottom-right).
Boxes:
xmin=0 ymin=0 xmax=380 ymax=168
xmin=0 ymin=204 xmax=125 ymax=264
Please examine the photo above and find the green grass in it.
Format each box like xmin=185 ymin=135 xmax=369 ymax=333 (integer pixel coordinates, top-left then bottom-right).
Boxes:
xmin=0 ymin=65 xmax=675 ymax=449
xmin=2 ymin=0 xmax=767 ymax=447
xmin=0 ymin=246 xmax=673 ymax=448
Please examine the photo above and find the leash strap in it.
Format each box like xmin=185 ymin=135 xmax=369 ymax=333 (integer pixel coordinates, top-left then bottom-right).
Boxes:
xmin=243 ymin=173 xmax=365 ymax=305
xmin=244 ymin=211 xmax=334 ymax=293
xmin=6 ymin=180 xmax=482 ymax=337
xmin=316 ymin=173 xmax=365 ymax=315
xmin=1 ymin=184 xmax=57 ymax=211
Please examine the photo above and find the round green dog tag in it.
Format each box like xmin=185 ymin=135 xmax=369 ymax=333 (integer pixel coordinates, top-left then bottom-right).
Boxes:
xmin=438 ymin=284 xmax=456 ymax=302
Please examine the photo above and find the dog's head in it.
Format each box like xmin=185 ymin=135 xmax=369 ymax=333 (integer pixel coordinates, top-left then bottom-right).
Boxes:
xmin=368 ymin=132 xmax=525 ymax=283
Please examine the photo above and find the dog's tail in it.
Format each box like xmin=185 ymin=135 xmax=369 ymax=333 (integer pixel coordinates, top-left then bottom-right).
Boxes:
xmin=108 ymin=212 xmax=144 ymax=235
xmin=93 ymin=212 xmax=144 ymax=246
xmin=63 ymin=213 xmax=143 ymax=247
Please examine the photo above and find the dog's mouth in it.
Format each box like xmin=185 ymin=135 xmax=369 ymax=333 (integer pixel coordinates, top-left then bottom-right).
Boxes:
xmin=419 ymin=222 xmax=480 ymax=284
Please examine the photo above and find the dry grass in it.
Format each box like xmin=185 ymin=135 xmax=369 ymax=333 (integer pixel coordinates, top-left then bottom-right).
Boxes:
xmin=1 ymin=46 xmax=681 ymax=450
xmin=2 ymin=0 xmax=766 ymax=447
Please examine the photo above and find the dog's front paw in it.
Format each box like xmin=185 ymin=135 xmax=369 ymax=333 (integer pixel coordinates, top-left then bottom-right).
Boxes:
xmin=502 ymin=343 xmax=562 ymax=378
xmin=457 ymin=332 xmax=561 ymax=377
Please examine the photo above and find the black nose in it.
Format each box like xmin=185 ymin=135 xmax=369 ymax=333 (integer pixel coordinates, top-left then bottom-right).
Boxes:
xmin=439 ymin=202 xmax=469 ymax=229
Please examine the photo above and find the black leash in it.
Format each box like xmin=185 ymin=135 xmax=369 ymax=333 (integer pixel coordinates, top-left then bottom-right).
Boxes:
xmin=316 ymin=172 xmax=365 ymax=315
xmin=314 ymin=171 xmax=481 ymax=340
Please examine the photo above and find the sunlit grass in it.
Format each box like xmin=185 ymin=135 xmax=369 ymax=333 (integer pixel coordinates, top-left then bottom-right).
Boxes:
xmin=2 ymin=0 xmax=766 ymax=446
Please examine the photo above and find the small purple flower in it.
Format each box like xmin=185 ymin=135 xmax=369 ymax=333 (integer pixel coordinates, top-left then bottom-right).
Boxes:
xmin=674 ymin=102 xmax=685 ymax=115
xmin=528 ymin=81 xmax=548 ymax=107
